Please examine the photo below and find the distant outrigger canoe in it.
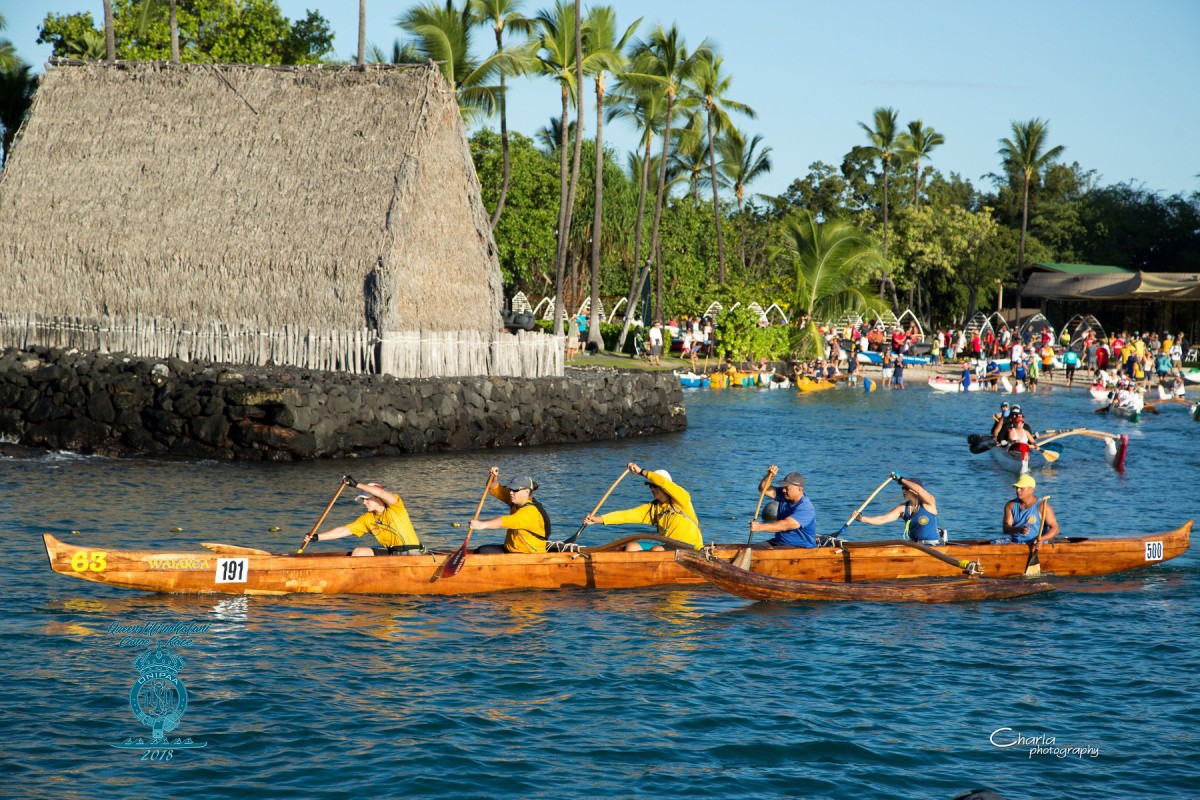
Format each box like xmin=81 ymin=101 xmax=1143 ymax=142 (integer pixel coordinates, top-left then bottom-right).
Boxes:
xmin=43 ymin=522 xmax=1190 ymax=596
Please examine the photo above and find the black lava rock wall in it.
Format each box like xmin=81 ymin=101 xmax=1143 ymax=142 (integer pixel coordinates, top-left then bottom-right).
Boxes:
xmin=0 ymin=348 xmax=686 ymax=460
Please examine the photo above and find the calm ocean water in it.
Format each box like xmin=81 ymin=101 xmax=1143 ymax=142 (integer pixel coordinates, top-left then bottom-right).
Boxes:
xmin=1 ymin=380 xmax=1197 ymax=800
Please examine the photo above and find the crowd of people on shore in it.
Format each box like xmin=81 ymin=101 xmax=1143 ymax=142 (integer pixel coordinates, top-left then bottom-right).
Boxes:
xmin=300 ymin=463 xmax=1062 ymax=559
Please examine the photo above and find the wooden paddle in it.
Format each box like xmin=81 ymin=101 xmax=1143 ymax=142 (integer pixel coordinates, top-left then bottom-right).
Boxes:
xmin=296 ymin=481 xmax=349 ymax=554
xmin=731 ymin=480 xmax=771 ymax=570
xmin=1039 ymin=444 xmax=1062 ymax=463
xmin=562 ymin=468 xmax=630 ymax=545
xmin=835 ymin=474 xmax=896 ymax=537
xmin=1024 ymin=496 xmax=1051 ymax=577
xmin=433 ymin=474 xmax=495 ymax=581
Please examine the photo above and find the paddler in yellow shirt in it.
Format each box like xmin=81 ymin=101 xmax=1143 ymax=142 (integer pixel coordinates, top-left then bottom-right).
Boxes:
xmin=304 ymin=476 xmax=423 ymax=556
xmin=585 ymin=462 xmax=702 ymax=552
xmin=469 ymin=467 xmax=551 ymax=554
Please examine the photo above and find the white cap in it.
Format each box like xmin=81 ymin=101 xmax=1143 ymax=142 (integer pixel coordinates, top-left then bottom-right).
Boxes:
xmin=646 ymin=469 xmax=672 ymax=484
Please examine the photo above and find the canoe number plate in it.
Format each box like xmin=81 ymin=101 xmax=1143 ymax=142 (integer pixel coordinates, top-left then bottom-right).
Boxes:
xmin=1144 ymin=541 xmax=1164 ymax=561
xmin=215 ymin=558 xmax=249 ymax=583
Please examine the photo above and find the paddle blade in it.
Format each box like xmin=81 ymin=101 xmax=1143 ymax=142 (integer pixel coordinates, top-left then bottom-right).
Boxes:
xmin=1024 ymin=547 xmax=1042 ymax=577
xmin=966 ymin=434 xmax=992 ymax=446
xmin=1094 ymin=406 xmax=1110 ymax=414
xmin=1040 ymin=444 xmax=1062 ymax=463
xmin=438 ymin=544 xmax=468 ymax=580
xmin=731 ymin=547 xmax=752 ymax=571
xmin=969 ymin=440 xmax=997 ymax=454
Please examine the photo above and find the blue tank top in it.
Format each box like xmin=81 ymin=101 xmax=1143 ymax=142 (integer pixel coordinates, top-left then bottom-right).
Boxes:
xmin=1007 ymin=501 xmax=1041 ymax=543
xmin=902 ymin=502 xmax=938 ymax=542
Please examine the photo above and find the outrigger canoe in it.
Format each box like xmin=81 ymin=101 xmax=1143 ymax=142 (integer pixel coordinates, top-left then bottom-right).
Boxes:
xmin=674 ymin=551 xmax=1054 ymax=603
xmin=42 ymin=522 xmax=1190 ymax=596
xmin=929 ymin=375 xmax=978 ymax=392
xmin=795 ymin=376 xmax=837 ymax=393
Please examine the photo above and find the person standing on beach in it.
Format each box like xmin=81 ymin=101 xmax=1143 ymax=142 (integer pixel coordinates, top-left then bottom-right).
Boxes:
xmin=304 ymin=477 xmax=423 ymax=556
xmin=891 ymin=354 xmax=905 ymax=389
xmin=1063 ymin=348 xmax=1080 ymax=387
xmin=647 ymin=322 xmax=663 ymax=366
xmin=748 ymin=467 xmax=818 ymax=549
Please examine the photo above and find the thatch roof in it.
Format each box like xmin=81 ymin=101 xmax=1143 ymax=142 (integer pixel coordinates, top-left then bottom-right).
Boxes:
xmin=0 ymin=61 xmax=503 ymax=335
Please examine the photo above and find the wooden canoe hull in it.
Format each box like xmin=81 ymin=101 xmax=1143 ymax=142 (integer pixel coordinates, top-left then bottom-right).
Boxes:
xmin=673 ymin=551 xmax=1055 ymax=603
xmin=42 ymin=522 xmax=1191 ymax=595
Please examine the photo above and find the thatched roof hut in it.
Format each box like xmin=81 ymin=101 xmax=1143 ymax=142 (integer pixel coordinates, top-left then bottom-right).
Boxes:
xmin=0 ymin=61 xmax=560 ymax=377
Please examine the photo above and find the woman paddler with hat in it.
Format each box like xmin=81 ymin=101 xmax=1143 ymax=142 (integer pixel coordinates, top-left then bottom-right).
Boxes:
xmin=585 ymin=463 xmax=702 ymax=552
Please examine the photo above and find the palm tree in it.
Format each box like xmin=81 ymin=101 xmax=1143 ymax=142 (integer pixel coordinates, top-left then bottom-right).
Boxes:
xmin=471 ymin=0 xmax=536 ymax=229
xmin=0 ymin=63 xmax=37 ymax=166
xmin=135 ymin=0 xmax=181 ymax=63
xmin=691 ymin=51 xmax=753 ymax=282
xmin=398 ymin=1 xmax=518 ymax=124
xmin=607 ymin=84 xmax=664 ymax=350
xmin=534 ymin=0 xmax=584 ymax=336
xmin=670 ymin=110 xmax=709 ymax=203
xmin=716 ymin=127 xmax=772 ymax=269
xmin=897 ymin=119 xmax=944 ymax=210
xmin=64 ymin=30 xmax=108 ymax=61
xmin=581 ymin=6 xmax=639 ymax=349
xmin=779 ymin=212 xmax=887 ymax=359
xmin=104 ymin=0 xmax=116 ymax=62
xmin=998 ymin=118 xmax=1064 ymax=323
xmin=858 ymin=106 xmax=902 ymax=258
xmin=625 ymin=23 xmax=711 ymax=321
xmin=0 ymin=14 xmax=18 ymax=72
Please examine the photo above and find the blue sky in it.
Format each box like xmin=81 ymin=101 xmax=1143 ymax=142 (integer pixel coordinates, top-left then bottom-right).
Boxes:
xmin=6 ymin=1 xmax=1199 ymax=199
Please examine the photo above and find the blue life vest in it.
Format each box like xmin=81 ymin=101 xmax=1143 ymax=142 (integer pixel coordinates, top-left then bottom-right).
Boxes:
xmin=902 ymin=502 xmax=939 ymax=542
xmin=1006 ymin=501 xmax=1041 ymax=544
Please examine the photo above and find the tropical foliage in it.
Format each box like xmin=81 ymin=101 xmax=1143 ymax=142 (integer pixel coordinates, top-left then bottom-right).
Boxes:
xmin=10 ymin=2 xmax=1198 ymax=353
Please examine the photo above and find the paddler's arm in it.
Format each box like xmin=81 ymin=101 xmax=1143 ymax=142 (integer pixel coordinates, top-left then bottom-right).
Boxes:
xmin=346 ymin=476 xmax=398 ymax=507
xmin=309 ymin=525 xmax=354 ymax=542
xmin=487 ymin=466 xmax=513 ymax=504
xmin=757 ymin=465 xmax=779 ymax=500
xmin=749 ymin=511 xmax=801 ymax=534
xmin=1001 ymin=500 xmax=1028 ymax=537
xmin=856 ymin=504 xmax=905 ymax=525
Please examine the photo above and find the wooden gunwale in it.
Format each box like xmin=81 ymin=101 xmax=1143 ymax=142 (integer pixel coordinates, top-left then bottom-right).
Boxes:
xmin=42 ymin=521 xmax=1190 ymax=596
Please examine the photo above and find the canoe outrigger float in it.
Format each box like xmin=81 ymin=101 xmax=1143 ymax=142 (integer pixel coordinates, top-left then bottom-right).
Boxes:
xmin=674 ymin=551 xmax=1055 ymax=603
xmin=43 ymin=522 xmax=1190 ymax=596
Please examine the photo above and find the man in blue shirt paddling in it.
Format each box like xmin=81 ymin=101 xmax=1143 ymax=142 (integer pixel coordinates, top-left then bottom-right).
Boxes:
xmin=749 ymin=466 xmax=817 ymax=548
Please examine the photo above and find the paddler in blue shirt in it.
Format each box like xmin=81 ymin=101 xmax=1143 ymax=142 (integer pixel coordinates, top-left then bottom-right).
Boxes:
xmin=854 ymin=474 xmax=941 ymax=544
xmin=959 ymin=361 xmax=973 ymax=391
xmin=998 ymin=474 xmax=1060 ymax=546
xmin=984 ymin=358 xmax=1001 ymax=390
xmin=749 ymin=466 xmax=817 ymax=548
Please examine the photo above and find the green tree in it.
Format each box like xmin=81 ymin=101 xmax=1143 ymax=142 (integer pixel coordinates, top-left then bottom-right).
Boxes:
xmin=777 ymin=212 xmax=886 ymax=358
xmin=997 ymin=118 xmax=1064 ymax=323
xmin=625 ymin=23 xmax=710 ymax=321
xmin=399 ymin=1 xmax=517 ymax=121
xmin=471 ymin=0 xmax=537 ymax=229
xmin=470 ymin=129 xmax=560 ymax=289
xmin=533 ymin=0 xmax=585 ymax=335
xmin=691 ymin=50 xmax=754 ymax=282
xmin=858 ymin=106 xmax=902 ymax=258
xmin=716 ymin=127 xmax=772 ymax=269
xmin=0 ymin=13 xmax=18 ymax=72
xmin=0 ymin=63 xmax=37 ymax=166
xmin=580 ymin=4 xmax=638 ymax=348
xmin=41 ymin=1 xmax=333 ymax=64
xmin=892 ymin=205 xmax=1000 ymax=324
xmin=897 ymin=119 xmax=944 ymax=211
